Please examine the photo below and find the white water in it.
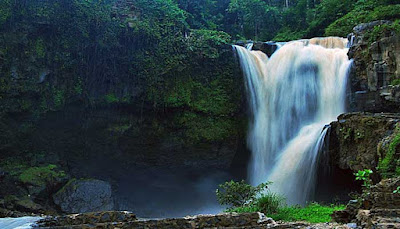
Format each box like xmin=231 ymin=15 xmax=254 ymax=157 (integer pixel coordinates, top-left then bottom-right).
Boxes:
xmin=234 ymin=37 xmax=352 ymax=205
xmin=0 ymin=217 xmax=41 ymax=229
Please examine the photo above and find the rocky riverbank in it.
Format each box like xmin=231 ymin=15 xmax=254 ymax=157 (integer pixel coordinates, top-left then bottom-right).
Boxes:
xmin=31 ymin=211 xmax=352 ymax=229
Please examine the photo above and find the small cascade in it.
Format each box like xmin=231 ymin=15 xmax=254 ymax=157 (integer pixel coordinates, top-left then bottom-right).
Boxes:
xmin=234 ymin=37 xmax=352 ymax=205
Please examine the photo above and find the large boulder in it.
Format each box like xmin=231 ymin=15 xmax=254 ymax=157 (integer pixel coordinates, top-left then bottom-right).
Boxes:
xmin=53 ymin=179 xmax=114 ymax=213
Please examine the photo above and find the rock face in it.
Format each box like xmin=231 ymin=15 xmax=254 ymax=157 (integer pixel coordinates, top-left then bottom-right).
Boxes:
xmin=36 ymin=211 xmax=349 ymax=229
xmin=333 ymin=178 xmax=400 ymax=228
xmin=38 ymin=211 xmax=137 ymax=227
xmin=53 ymin=179 xmax=114 ymax=214
xmin=348 ymin=20 xmax=400 ymax=112
xmin=328 ymin=113 xmax=399 ymax=173
xmin=363 ymin=178 xmax=400 ymax=210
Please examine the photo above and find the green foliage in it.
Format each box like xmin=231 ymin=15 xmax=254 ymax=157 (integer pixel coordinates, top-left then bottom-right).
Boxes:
xmin=178 ymin=112 xmax=237 ymax=142
xmin=0 ymin=0 xmax=11 ymax=25
xmin=228 ymin=192 xmax=284 ymax=215
xmin=326 ymin=3 xmax=400 ymax=37
xmin=354 ymin=169 xmax=373 ymax=189
xmin=53 ymin=89 xmax=65 ymax=109
xmin=19 ymin=164 xmax=66 ymax=186
xmin=391 ymin=78 xmax=400 ymax=86
xmin=35 ymin=39 xmax=46 ymax=59
xmin=365 ymin=20 xmax=400 ymax=43
xmin=228 ymin=195 xmax=345 ymax=223
xmin=378 ymin=125 xmax=400 ymax=178
xmin=256 ymin=193 xmax=285 ymax=215
xmin=269 ymin=203 xmax=346 ymax=223
xmin=186 ymin=30 xmax=231 ymax=58
xmin=228 ymin=0 xmax=280 ymax=40
xmin=104 ymin=93 xmax=119 ymax=104
xmin=394 ymin=186 xmax=400 ymax=194
xmin=216 ymin=180 xmax=271 ymax=208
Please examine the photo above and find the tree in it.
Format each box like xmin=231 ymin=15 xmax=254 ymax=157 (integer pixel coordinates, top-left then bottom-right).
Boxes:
xmin=228 ymin=0 xmax=281 ymax=40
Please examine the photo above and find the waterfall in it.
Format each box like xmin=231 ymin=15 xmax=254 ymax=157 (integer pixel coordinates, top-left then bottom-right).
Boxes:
xmin=234 ymin=37 xmax=352 ymax=205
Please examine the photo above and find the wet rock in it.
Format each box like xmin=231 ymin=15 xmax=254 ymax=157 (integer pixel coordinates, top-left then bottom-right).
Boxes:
xmin=53 ymin=179 xmax=114 ymax=213
xmin=253 ymin=42 xmax=279 ymax=57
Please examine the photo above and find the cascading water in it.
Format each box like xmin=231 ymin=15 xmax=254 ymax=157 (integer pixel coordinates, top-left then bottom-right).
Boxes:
xmin=234 ymin=37 xmax=352 ymax=205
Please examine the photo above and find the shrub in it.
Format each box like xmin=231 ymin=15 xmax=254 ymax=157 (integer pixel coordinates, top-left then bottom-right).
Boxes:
xmin=354 ymin=169 xmax=373 ymax=189
xmin=255 ymin=193 xmax=285 ymax=215
xmin=228 ymin=192 xmax=285 ymax=215
xmin=216 ymin=180 xmax=271 ymax=209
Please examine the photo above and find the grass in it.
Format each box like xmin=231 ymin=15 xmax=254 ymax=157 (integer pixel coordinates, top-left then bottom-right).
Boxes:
xmin=269 ymin=203 xmax=346 ymax=223
xmin=229 ymin=201 xmax=345 ymax=223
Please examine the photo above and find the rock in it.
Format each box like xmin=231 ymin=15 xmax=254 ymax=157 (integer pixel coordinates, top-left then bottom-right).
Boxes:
xmin=53 ymin=179 xmax=114 ymax=213
xmin=348 ymin=20 xmax=400 ymax=112
xmin=36 ymin=212 xmax=292 ymax=229
xmin=253 ymin=42 xmax=280 ymax=57
xmin=0 ymin=207 xmax=28 ymax=218
xmin=364 ymin=178 xmax=400 ymax=209
xmin=35 ymin=211 xmax=356 ymax=229
xmin=334 ymin=178 xmax=400 ymax=227
xmin=235 ymin=41 xmax=280 ymax=57
xmin=328 ymin=112 xmax=399 ymax=173
xmin=14 ymin=197 xmax=43 ymax=213
xmin=37 ymin=211 xmax=136 ymax=227
xmin=353 ymin=21 xmax=392 ymax=37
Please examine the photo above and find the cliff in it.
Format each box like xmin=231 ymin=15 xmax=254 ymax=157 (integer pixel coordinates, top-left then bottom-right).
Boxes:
xmin=348 ymin=20 xmax=400 ymax=112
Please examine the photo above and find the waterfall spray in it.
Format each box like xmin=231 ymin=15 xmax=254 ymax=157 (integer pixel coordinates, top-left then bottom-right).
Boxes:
xmin=234 ymin=37 xmax=352 ymax=205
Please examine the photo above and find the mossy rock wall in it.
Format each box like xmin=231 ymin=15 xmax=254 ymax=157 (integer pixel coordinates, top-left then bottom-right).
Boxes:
xmin=328 ymin=113 xmax=400 ymax=178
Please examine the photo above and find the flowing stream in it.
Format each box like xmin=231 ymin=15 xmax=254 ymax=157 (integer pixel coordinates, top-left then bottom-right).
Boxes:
xmin=234 ymin=37 xmax=352 ymax=205
xmin=0 ymin=217 xmax=41 ymax=229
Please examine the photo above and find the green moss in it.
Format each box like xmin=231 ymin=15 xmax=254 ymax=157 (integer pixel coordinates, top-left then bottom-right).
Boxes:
xmin=378 ymin=125 xmax=400 ymax=178
xmin=391 ymin=78 xmax=400 ymax=86
xmin=55 ymin=178 xmax=77 ymax=195
xmin=104 ymin=93 xmax=119 ymax=104
xmin=74 ymin=77 xmax=83 ymax=95
xmin=355 ymin=130 xmax=365 ymax=141
xmin=35 ymin=39 xmax=46 ymax=59
xmin=340 ymin=127 xmax=352 ymax=140
xmin=0 ymin=0 xmax=11 ymax=25
xmin=53 ymin=89 xmax=65 ymax=109
xmin=178 ymin=111 xmax=237 ymax=142
xmin=107 ymin=124 xmax=131 ymax=134
xmin=18 ymin=164 xmax=66 ymax=186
